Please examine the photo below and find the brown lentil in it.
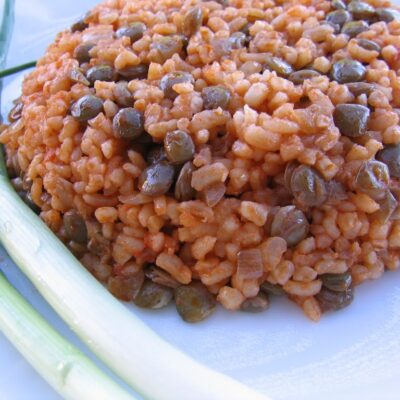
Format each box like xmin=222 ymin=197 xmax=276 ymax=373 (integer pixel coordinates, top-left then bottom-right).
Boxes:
xmin=73 ymin=42 xmax=95 ymax=64
xmin=116 ymin=22 xmax=146 ymax=43
xmin=333 ymin=104 xmax=370 ymax=138
xmin=117 ymin=64 xmax=149 ymax=80
xmin=70 ymin=95 xmax=103 ymax=121
xmin=86 ymin=65 xmax=117 ymax=85
xmin=112 ymin=108 xmax=144 ymax=140
xmin=160 ymin=71 xmax=194 ymax=100
xmin=341 ymin=20 xmax=369 ymax=37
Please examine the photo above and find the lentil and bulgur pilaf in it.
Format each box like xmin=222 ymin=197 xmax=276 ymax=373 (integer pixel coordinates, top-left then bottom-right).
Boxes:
xmin=2 ymin=0 xmax=400 ymax=322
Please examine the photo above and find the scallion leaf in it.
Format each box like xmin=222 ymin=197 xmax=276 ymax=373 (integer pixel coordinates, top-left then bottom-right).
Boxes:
xmin=0 ymin=272 xmax=137 ymax=400
xmin=0 ymin=60 xmax=37 ymax=78
xmin=0 ymin=0 xmax=14 ymax=68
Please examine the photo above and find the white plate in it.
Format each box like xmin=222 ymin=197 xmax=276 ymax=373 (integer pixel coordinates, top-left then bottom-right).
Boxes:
xmin=1 ymin=1 xmax=400 ymax=399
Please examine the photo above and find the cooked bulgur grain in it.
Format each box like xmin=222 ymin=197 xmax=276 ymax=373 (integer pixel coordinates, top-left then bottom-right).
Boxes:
xmin=3 ymin=0 xmax=400 ymax=322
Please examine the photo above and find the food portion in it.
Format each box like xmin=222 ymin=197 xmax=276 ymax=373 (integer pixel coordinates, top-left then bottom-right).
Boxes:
xmin=1 ymin=0 xmax=400 ymax=322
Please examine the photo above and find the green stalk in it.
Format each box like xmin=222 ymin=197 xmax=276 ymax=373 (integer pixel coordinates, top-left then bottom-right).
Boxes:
xmin=0 ymin=272 xmax=137 ymax=400
xmin=0 ymin=0 xmax=14 ymax=122
xmin=0 ymin=3 xmax=133 ymax=399
xmin=0 ymin=0 xmax=14 ymax=68
xmin=0 ymin=1 xmax=36 ymax=79
xmin=0 ymin=149 xmax=268 ymax=400
xmin=0 ymin=60 xmax=36 ymax=78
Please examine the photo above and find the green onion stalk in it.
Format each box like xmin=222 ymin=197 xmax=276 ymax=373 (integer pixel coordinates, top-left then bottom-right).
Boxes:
xmin=0 ymin=1 xmax=132 ymax=398
xmin=0 ymin=1 xmax=135 ymax=399
xmin=0 ymin=271 xmax=137 ymax=400
xmin=0 ymin=60 xmax=36 ymax=78
xmin=0 ymin=0 xmax=36 ymax=111
xmin=0 ymin=0 xmax=13 ymax=68
xmin=0 ymin=0 xmax=14 ymax=121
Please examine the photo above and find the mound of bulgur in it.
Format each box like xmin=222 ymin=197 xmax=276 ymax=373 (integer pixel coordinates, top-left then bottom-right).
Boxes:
xmin=2 ymin=0 xmax=400 ymax=322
